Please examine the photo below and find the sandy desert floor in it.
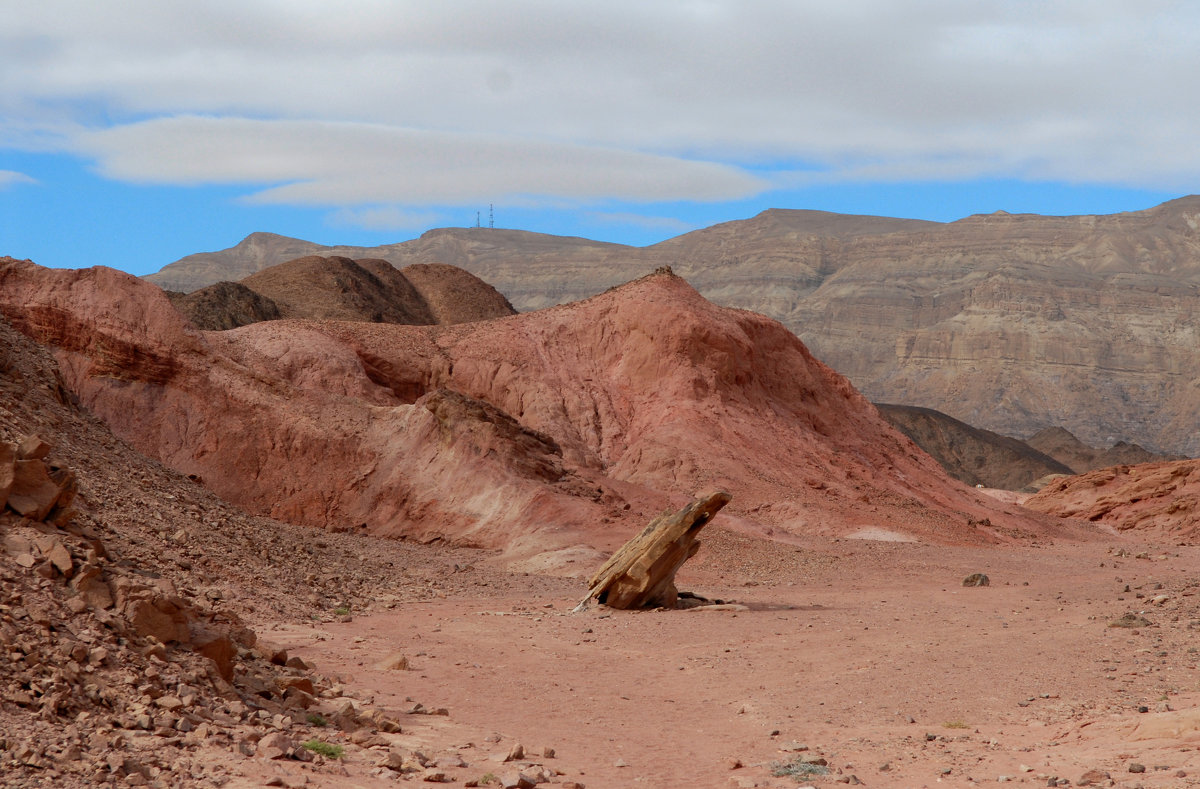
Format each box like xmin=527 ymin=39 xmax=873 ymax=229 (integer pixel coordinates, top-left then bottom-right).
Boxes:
xmin=195 ymin=528 xmax=1200 ymax=789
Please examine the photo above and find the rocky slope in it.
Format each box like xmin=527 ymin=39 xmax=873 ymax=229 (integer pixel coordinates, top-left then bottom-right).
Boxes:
xmin=1026 ymin=426 xmax=1182 ymax=474
xmin=0 ymin=308 xmax=526 ymax=787
xmin=875 ymin=403 xmax=1072 ymax=491
xmin=147 ymin=197 xmax=1200 ymax=455
xmin=5 ymin=257 xmax=1072 ymax=553
xmin=167 ymin=256 xmax=514 ymax=330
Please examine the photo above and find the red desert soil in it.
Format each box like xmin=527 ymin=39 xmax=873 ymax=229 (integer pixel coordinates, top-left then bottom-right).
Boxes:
xmin=254 ymin=533 xmax=1200 ymax=789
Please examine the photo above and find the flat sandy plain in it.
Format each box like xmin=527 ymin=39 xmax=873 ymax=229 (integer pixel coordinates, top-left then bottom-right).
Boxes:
xmin=229 ymin=528 xmax=1200 ymax=789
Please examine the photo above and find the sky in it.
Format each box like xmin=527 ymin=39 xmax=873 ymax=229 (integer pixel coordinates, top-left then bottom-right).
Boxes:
xmin=1 ymin=1 xmax=1196 ymax=277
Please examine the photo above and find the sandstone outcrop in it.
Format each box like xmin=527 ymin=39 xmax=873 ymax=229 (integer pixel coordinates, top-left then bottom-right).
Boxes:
xmin=3 ymin=256 xmax=1067 ymax=551
xmin=1024 ymin=459 xmax=1200 ymax=539
xmin=146 ymin=197 xmax=1200 ymax=455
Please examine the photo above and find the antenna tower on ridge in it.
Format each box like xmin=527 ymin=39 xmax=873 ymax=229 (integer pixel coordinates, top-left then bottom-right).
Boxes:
xmin=475 ymin=211 xmax=481 ymax=228
xmin=489 ymin=204 xmax=494 ymax=229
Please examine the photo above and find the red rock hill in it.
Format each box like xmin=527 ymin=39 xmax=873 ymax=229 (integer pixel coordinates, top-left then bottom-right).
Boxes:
xmin=0 ymin=258 xmax=1071 ymax=556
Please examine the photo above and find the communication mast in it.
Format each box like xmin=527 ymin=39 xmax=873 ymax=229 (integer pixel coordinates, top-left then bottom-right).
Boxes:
xmin=489 ymin=204 xmax=494 ymax=229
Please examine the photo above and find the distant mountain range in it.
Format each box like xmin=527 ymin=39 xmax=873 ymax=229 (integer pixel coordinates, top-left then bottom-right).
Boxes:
xmin=146 ymin=196 xmax=1200 ymax=456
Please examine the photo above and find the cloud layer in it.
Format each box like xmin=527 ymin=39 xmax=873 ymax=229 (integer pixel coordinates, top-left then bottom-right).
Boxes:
xmin=6 ymin=1 xmax=1200 ymax=213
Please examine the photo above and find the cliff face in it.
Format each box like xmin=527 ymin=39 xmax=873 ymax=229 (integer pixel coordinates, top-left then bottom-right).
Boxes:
xmin=146 ymin=197 xmax=1200 ymax=455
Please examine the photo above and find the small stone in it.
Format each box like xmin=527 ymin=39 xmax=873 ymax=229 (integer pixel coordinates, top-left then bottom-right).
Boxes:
xmin=500 ymin=773 xmax=536 ymax=789
xmin=1128 ymin=763 xmax=1146 ymax=773
xmin=423 ymin=769 xmax=450 ymax=782
xmin=258 ymin=732 xmax=295 ymax=760
xmin=155 ymin=695 xmax=185 ymax=711
xmin=375 ymin=652 xmax=410 ymax=671
xmin=962 ymin=573 xmax=990 ymax=587
xmin=45 ymin=540 xmax=73 ymax=577
xmin=504 ymin=743 xmax=525 ymax=762
xmin=1109 ymin=613 xmax=1152 ymax=628
xmin=725 ymin=757 xmax=743 ymax=769
xmin=376 ymin=750 xmax=405 ymax=771
xmin=541 ymin=746 xmax=555 ymax=759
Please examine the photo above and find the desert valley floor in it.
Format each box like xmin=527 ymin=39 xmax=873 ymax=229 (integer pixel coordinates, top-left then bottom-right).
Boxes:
xmin=172 ymin=532 xmax=1200 ymax=788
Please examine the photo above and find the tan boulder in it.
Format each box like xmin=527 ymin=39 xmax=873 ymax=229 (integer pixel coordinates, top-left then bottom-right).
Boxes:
xmin=16 ymin=434 xmax=51 ymax=461
xmin=71 ymin=566 xmax=114 ymax=610
xmin=578 ymin=490 xmax=731 ymax=610
xmin=45 ymin=540 xmax=74 ymax=578
xmin=123 ymin=596 xmax=191 ymax=644
xmin=189 ymin=621 xmax=236 ymax=681
xmin=257 ymin=732 xmax=296 ymax=760
xmin=8 ymin=459 xmax=63 ymax=520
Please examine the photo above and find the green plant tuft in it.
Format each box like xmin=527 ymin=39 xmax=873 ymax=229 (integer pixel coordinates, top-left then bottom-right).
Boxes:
xmin=301 ymin=740 xmax=344 ymax=759
xmin=942 ymin=720 xmax=969 ymax=729
xmin=306 ymin=712 xmax=327 ymax=727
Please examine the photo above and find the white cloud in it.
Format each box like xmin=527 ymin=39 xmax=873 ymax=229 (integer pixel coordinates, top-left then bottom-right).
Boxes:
xmin=74 ymin=116 xmax=766 ymax=205
xmin=328 ymin=205 xmax=443 ymax=232
xmin=6 ymin=1 xmax=1200 ymax=198
xmin=0 ymin=170 xmax=36 ymax=189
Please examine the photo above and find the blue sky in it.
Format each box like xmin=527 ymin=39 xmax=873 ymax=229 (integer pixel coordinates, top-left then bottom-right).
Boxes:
xmin=1 ymin=2 xmax=1194 ymax=277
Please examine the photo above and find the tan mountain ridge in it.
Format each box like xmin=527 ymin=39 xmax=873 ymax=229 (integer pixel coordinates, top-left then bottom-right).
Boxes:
xmin=146 ymin=196 xmax=1200 ymax=457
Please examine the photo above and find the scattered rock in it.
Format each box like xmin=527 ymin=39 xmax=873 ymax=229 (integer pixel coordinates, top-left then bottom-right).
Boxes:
xmin=1110 ymin=613 xmax=1152 ymax=628
xmin=1076 ymin=769 xmax=1110 ymax=786
xmin=258 ymin=732 xmax=297 ymax=760
xmin=375 ymin=651 xmax=410 ymax=671
xmin=962 ymin=573 xmax=990 ymax=587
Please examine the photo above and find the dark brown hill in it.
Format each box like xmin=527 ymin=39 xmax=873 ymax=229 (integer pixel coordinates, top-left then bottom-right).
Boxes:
xmin=168 ymin=255 xmax=516 ymax=329
xmin=166 ymin=280 xmax=282 ymax=330
xmin=146 ymin=196 xmax=1200 ymax=455
xmin=396 ymin=262 xmax=517 ymax=324
xmin=239 ymin=255 xmax=436 ymax=323
xmin=875 ymin=403 xmax=1073 ymax=491
xmin=1025 ymin=426 xmax=1184 ymax=474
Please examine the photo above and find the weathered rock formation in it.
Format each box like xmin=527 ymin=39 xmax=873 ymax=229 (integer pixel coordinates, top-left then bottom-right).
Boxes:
xmin=3 ymin=256 xmax=1070 ymax=551
xmin=875 ymin=404 xmax=1073 ymax=491
xmin=1024 ymin=460 xmax=1200 ymax=540
xmin=146 ymin=197 xmax=1200 ymax=455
